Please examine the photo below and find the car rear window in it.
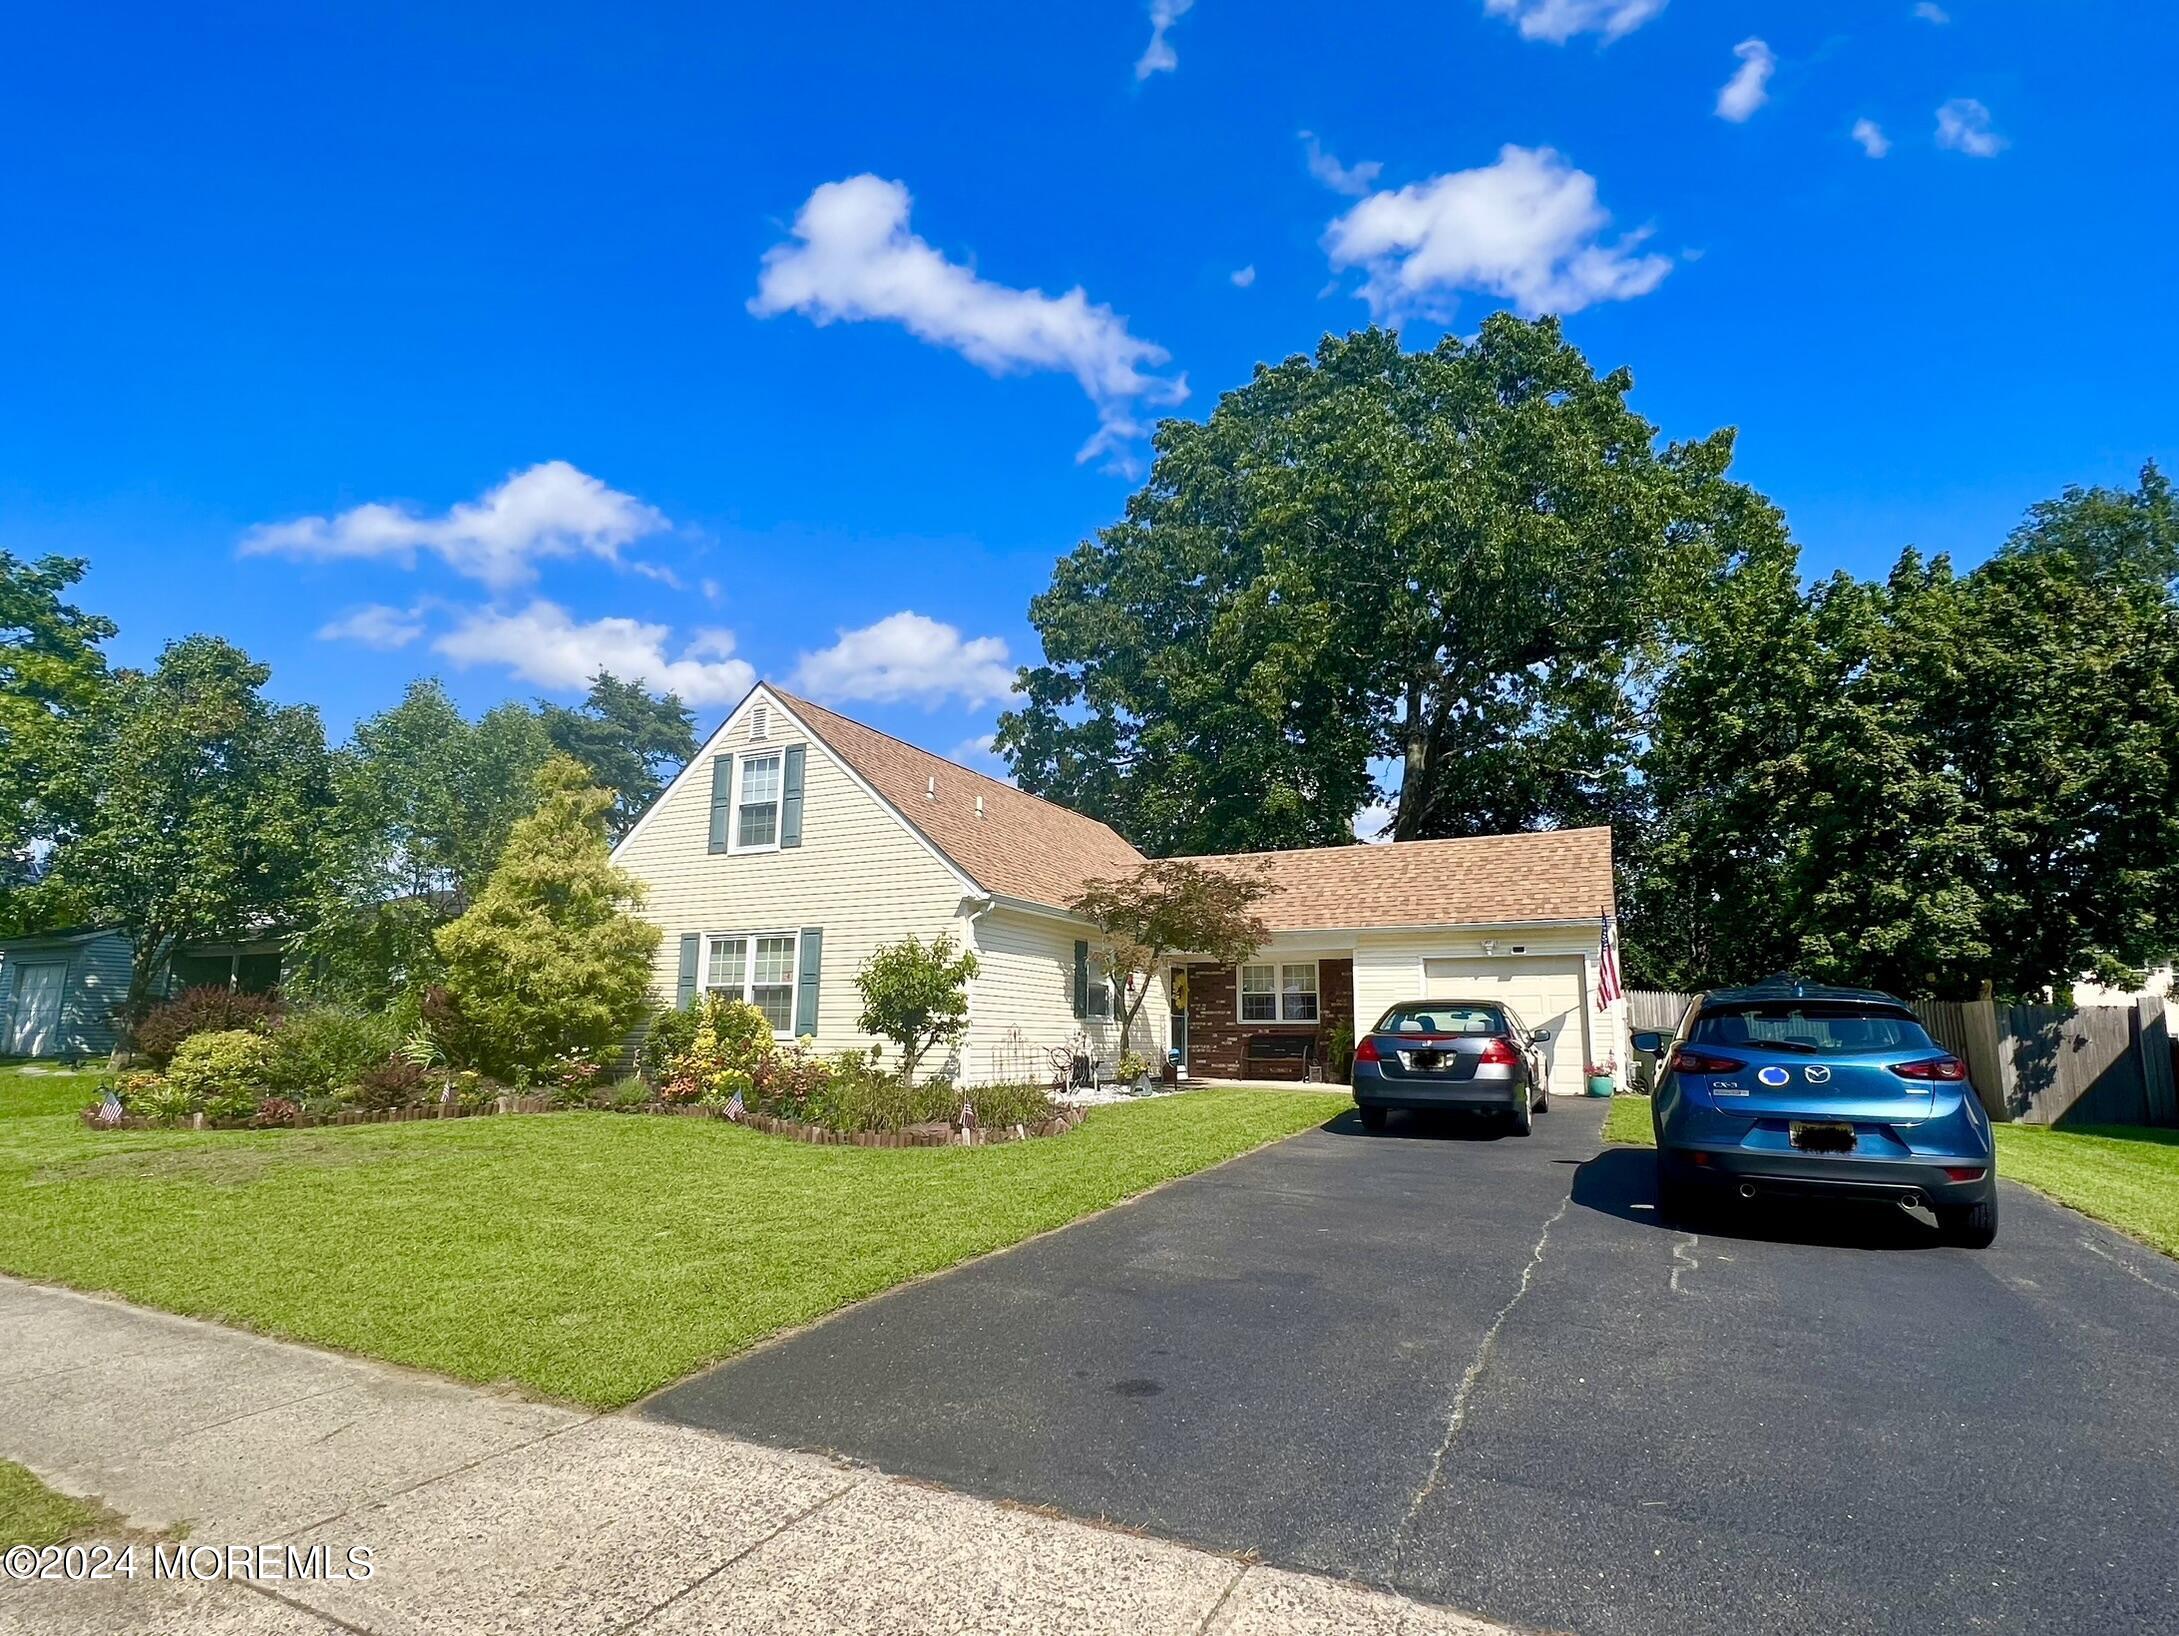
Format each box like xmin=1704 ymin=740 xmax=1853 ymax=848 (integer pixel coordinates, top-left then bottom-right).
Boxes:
xmin=1374 ymin=1004 xmax=1510 ymax=1037
xmin=1690 ymin=1001 xmax=1934 ymax=1054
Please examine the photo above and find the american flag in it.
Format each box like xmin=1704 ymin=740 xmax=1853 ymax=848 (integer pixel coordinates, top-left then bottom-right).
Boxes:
xmin=95 ymin=1090 xmax=124 ymax=1127
xmin=724 ymin=1088 xmax=745 ymax=1122
xmin=1596 ymin=913 xmax=1623 ymax=1008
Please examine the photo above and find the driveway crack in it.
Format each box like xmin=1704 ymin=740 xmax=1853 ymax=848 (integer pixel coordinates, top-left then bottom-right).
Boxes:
xmin=1392 ymin=1194 xmax=1570 ymax=1560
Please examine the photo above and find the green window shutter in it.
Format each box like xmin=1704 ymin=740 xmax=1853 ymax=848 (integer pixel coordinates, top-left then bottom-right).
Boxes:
xmin=676 ymin=934 xmax=700 ymax=1008
xmin=1073 ymin=940 xmax=1090 ymax=1019
xmin=707 ymin=757 xmax=733 ymax=853
xmin=794 ymin=927 xmax=823 ymax=1036
xmin=780 ymin=745 xmax=806 ymax=849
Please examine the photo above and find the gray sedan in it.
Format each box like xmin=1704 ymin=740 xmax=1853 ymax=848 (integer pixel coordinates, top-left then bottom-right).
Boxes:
xmin=1350 ymin=999 xmax=1551 ymax=1135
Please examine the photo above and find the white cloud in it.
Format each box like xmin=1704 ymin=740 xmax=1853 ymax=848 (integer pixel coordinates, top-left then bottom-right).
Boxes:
xmin=791 ymin=611 xmax=1017 ymax=709
xmin=1323 ymin=145 xmax=1672 ymax=320
xmin=1482 ymin=0 xmax=1666 ymax=44
xmin=1936 ymin=97 xmax=2006 ymax=157
xmin=1913 ymin=3 xmax=1949 ymax=22
xmin=1229 ymin=264 xmax=1256 ymax=288
xmin=750 ymin=175 xmax=1186 ymax=469
xmin=241 ymin=461 xmax=671 ymax=590
xmin=1851 ymin=118 xmax=1892 ymax=158
xmin=316 ymin=603 xmax=424 ymax=650
xmin=1135 ymin=0 xmax=1194 ymax=78
xmin=1301 ymin=132 xmax=1383 ymax=198
xmin=1352 ymin=801 xmax=1397 ymax=844
xmin=434 ymin=601 xmax=754 ymax=706
xmin=1715 ymin=38 xmax=1775 ymax=123
xmin=947 ymin=733 xmax=1016 ymax=782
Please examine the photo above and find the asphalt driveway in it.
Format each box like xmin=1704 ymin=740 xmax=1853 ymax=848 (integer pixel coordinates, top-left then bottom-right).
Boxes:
xmin=644 ymin=1098 xmax=2179 ymax=1636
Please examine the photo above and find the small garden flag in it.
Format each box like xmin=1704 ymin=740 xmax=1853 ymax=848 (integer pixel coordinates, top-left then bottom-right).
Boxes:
xmin=724 ymin=1088 xmax=745 ymax=1122
xmin=1597 ymin=913 xmax=1623 ymax=1008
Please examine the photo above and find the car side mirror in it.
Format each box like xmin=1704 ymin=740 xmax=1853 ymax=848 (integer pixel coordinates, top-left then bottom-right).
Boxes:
xmin=1530 ymin=1029 xmax=1551 ymax=1043
xmin=1631 ymin=1031 xmax=1665 ymax=1054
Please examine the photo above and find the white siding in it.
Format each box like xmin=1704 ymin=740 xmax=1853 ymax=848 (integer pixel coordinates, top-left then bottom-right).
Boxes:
xmin=1353 ymin=925 xmax=1629 ymax=1097
xmin=965 ymin=906 xmax=1170 ymax=1087
xmin=615 ymin=699 xmax=973 ymax=1059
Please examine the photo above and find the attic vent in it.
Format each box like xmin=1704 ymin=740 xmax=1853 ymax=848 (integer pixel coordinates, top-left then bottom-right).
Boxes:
xmin=749 ymin=704 xmax=769 ymax=742
xmin=1510 ymin=944 xmax=1527 ymax=955
xmin=925 ymin=776 xmax=937 ymax=802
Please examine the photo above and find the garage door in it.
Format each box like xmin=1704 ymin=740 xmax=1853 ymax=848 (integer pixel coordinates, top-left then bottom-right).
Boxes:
xmin=1422 ymin=956 xmax=1590 ymax=1099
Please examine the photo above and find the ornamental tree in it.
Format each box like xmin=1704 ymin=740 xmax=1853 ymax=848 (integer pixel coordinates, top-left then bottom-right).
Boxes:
xmin=433 ymin=754 xmax=661 ymax=1075
xmin=854 ymin=932 xmax=978 ymax=1084
xmin=1069 ymin=860 xmax=1276 ymax=1056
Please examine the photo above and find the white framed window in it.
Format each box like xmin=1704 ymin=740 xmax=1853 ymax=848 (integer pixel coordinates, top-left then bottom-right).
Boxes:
xmin=703 ymin=930 xmax=801 ymax=1032
xmin=734 ymin=752 xmax=783 ymax=852
xmin=1238 ymin=960 xmax=1318 ymax=1023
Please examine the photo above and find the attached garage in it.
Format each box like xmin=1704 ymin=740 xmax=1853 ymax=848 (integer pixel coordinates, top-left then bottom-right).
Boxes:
xmin=1421 ymin=955 xmax=1592 ymax=1099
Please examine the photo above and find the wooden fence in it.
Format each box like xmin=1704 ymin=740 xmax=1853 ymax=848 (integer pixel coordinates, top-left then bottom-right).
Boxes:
xmin=1622 ymin=989 xmax=2178 ymax=1128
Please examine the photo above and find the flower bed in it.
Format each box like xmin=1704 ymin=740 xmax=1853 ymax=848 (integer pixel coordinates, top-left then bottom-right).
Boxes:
xmin=81 ymin=1089 xmax=1088 ymax=1144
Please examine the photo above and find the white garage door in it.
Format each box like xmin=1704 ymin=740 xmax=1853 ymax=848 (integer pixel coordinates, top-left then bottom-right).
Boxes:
xmin=1422 ymin=956 xmax=1591 ymax=1099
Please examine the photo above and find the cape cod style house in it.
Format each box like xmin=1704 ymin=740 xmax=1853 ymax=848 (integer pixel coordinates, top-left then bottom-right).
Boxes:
xmin=611 ymin=684 xmax=1626 ymax=1091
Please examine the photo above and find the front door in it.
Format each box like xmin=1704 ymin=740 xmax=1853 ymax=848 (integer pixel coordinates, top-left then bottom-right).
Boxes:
xmin=1170 ymin=966 xmax=1189 ymax=1078
xmin=10 ymin=963 xmax=66 ymax=1057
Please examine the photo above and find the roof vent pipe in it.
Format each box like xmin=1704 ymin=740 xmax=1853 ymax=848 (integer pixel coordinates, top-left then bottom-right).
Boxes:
xmin=926 ymin=776 xmax=937 ymax=802
xmin=974 ymin=795 xmax=985 ymax=819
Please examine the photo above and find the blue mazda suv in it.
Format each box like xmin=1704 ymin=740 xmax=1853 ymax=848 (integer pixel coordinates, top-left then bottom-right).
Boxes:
xmin=1638 ymin=977 xmax=1999 ymax=1246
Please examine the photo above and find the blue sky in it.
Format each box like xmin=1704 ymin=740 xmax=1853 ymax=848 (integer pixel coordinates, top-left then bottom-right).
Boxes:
xmin=3 ymin=0 xmax=2172 ymax=769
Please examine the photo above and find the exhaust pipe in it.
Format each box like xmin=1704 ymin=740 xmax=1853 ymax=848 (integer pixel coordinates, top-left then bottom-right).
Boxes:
xmin=1738 ymin=1182 xmax=1758 ymax=1200
xmin=1899 ymin=1190 xmax=1924 ymax=1210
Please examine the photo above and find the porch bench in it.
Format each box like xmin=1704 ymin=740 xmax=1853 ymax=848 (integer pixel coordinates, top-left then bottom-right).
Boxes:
xmin=1243 ymin=1033 xmax=1318 ymax=1082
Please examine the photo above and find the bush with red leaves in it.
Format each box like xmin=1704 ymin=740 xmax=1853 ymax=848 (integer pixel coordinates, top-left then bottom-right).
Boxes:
xmin=133 ymin=986 xmax=285 ymax=1066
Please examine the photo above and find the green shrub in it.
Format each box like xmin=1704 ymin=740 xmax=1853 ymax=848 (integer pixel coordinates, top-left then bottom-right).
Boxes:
xmin=638 ymin=1003 xmax=701 ymax=1084
xmin=264 ymin=1006 xmax=405 ymax=1096
xmin=166 ymin=1030 xmax=274 ymax=1115
xmin=968 ymin=1082 xmax=1063 ymax=1129
xmin=134 ymin=1078 xmax=199 ymax=1121
xmin=133 ymin=985 xmax=284 ymax=1066
xmin=608 ymin=1077 xmax=650 ymax=1110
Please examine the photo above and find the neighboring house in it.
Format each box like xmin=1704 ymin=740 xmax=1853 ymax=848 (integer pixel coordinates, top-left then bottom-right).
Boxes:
xmin=613 ymin=683 xmax=1626 ymax=1091
xmin=0 ymin=926 xmax=289 ymax=1061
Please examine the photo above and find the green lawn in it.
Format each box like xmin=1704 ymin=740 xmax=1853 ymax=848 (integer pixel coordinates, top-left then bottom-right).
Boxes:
xmin=1599 ymin=1089 xmax=2179 ymax=1257
xmin=0 ymin=1460 xmax=114 ymax=1548
xmin=0 ymin=1068 xmax=1343 ymax=1407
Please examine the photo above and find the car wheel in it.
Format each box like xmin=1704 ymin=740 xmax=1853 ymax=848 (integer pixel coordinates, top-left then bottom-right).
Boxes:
xmin=1509 ymin=1094 xmax=1533 ymax=1137
xmin=1358 ymin=1105 xmax=1389 ymax=1133
xmin=1936 ymin=1196 xmax=1998 ymax=1248
xmin=1534 ymin=1086 xmax=1551 ymax=1115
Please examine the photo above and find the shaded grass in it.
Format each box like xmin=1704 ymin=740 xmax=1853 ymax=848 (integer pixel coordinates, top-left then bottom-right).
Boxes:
xmin=0 ymin=1066 xmax=105 ymax=1122
xmin=0 ymin=1460 xmax=115 ymax=1548
xmin=1601 ymin=1086 xmax=2178 ymax=1258
xmin=0 ymin=1086 xmax=1343 ymax=1408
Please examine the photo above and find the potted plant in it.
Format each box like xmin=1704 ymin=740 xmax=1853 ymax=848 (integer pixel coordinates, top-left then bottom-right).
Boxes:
xmin=1585 ymin=1053 xmax=1618 ymax=1098
xmin=1117 ymin=1051 xmax=1154 ymax=1094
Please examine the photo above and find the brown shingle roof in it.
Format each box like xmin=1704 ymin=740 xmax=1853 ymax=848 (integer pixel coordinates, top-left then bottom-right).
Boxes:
xmin=1192 ymin=829 xmax=1616 ymax=932
xmin=771 ymin=689 xmax=1148 ymax=909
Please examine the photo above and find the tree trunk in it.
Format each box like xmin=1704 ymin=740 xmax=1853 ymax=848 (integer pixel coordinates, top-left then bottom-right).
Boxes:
xmin=113 ymin=928 xmax=172 ymax=1062
xmin=1393 ymin=678 xmax=1430 ymax=840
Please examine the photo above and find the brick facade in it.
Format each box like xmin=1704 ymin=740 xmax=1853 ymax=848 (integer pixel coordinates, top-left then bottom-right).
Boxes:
xmin=1178 ymin=957 xmax=1355 ymax=1081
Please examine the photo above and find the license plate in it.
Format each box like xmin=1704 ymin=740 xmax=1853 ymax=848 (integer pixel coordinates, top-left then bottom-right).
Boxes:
xmin=1406 ymin=1051 xmax=1444 ymax=1071
xmin=1791 ymin=1122 xmax=1856 ymax=1154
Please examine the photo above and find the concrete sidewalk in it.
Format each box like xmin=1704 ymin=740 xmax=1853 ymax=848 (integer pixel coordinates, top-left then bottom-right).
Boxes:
xmin=0 ymin=1277 xmax=1513 ymax=1636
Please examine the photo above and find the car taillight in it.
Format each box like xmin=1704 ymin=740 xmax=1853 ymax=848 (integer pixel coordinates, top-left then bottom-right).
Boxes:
xmin=1670 ymin=1047 xmax=1745 ymax=1075
xmin=1889 ymin=1056 xmax=1968 ymax=1082
xmin=1943 ymin=1166 xmax=1987 ymax=1182
xmin=1354 ymin=1035 xmax=1381 ymax=1064
xmin=1477 ymin=1037 xmax=1518 ymax=1067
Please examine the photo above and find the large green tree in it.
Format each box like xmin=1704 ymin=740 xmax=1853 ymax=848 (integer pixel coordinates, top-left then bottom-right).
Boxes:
xmin=0 ymin=553 xmax=116 ymax=931
xmin=1631 ymin=465 xmax=2179 ymax=1000
xmin=540 ymin=671 xmax=698 ymax=840
xmin=998 ymin=319 xmax=1788 ymax=855
xmin=41 ymin=636 xmax=333 ymax=1041
xmin=433 ymin=754 xmax=661 ymax=1075
xmin=293 ymin=680 xmax=552 ymax=1004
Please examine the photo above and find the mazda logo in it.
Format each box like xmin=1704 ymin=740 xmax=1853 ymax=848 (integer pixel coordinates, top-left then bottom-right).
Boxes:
xmin=1804 ymin=1065 xmax=1832 ymax=1084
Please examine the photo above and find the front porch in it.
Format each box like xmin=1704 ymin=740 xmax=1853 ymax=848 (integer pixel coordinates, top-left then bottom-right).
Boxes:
xmin=1174 ymin=956 xmax=1356 ymax=1084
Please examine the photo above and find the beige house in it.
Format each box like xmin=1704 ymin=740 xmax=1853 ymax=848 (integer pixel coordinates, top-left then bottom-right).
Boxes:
xmin=613 ymin=684 xmax=1624 ymax=1091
